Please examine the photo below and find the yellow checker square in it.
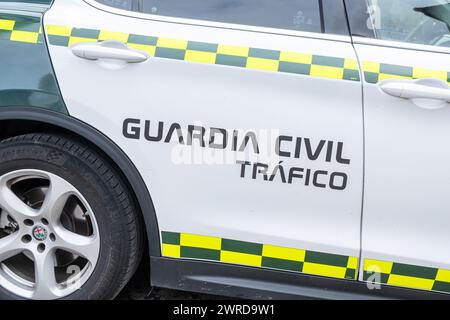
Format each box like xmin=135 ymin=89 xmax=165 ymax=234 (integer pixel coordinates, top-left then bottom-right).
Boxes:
xmin=99 ymin=30 xmax=129 ymax=42
xmin=68 ymin=36 xmax=97 ymax=46
xmin=347 ymin=256 xmax=358 ymax=270
xmin=217 ymin=44 xmax=249 ymax=57
xmin=279 ymin=51 xmax=312 ymax=64
xmin=128 ymin=43 xmax=156 ymax=56
xmin=302 ymin=262 xmax=347 ymax=279
xmin=46 ymin=25 xmax=72 ymax=37
xmin=246 ymin=57 xmax=279 ymax=72
xmin=310 ymin=65 xmax=344 ymax=80
xmin=262 ymin=245 xmax=305 ymax=262
xmin=185 ymin=50 xmax=217 ymax=64
xmin=412 ymin=68 xmax=448 ymax=81
xmin=362 ymin=61 xmax=380 ymax=73
xmin=180 ymin=233 xmax=221 ymax=251
xmin=220 ymin=251 xmax=262 ymax=267
xmin=344 ymin=59 xmax=359 ymax=70
xmin=364 ymin=259 xmax=393 ymax=274
xmin=0 ymin=19 xmax=15 ymax=31
xmin=162 ymin=244 xmax=181 ymax=258
xmin=387 ymin=274 xmax=435 ymax=291
xmin=157 ymin=37 xmax=188 ymax=50
xmin=436 ymin=269 xmax=450 ymax=283
xmin=10 ymin=30 xmax=38 ymax=44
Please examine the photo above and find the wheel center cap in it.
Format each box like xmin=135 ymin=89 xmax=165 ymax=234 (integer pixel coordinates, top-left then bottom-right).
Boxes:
xmin=32 ymin=225 xmax=48 ymax=241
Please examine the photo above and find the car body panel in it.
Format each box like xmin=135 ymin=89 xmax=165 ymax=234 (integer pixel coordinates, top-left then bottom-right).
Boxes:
xmin=0 ymin=8 xmax=66 ymax=113
xmin=44 ymin=0 xmax=364 ymax=282
xmin=354 ymin=42 xmax=450 ymax=294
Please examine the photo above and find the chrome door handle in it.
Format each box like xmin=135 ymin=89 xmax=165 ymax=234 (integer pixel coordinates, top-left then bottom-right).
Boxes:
xmin=71 ymin=40 xmax=149 ymax=63
xmin=379 ymin=78 xmax=450 ymax=109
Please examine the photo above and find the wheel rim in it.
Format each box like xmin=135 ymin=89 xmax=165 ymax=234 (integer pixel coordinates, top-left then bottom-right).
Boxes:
xmin=0 ymin=169 xmax=100 ymax=300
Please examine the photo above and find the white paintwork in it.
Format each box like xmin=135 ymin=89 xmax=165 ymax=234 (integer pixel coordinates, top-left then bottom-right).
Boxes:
xmin=355 ymin=43 xmax=450 ymax=276
xmin=45 ymin=0 xmax=364 ymax=258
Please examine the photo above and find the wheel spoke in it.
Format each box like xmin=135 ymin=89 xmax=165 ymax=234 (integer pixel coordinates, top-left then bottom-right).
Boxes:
xmin=53 ymin=227 xmax=100 ymax=265
xmin=0 ymin=182 xmax=38 ymax=221
xmin=39 ymin=174 xmax=75 ymax=220
xmin=0 ymin=233 xmax=24 ymax=262
xmin=33 ymin=249 xmax=58 ymax=300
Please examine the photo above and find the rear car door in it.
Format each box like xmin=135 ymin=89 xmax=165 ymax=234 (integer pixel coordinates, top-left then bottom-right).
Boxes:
xmin=44 ymin=0 xmax=363 ymax=281
xmin=346 ymin=0 xmax=450 ymax=293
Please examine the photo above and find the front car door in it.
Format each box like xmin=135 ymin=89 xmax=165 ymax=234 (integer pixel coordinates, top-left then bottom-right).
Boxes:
xmin=346 ymin=0 xmax=450 ymax=294
xmin=44 ymin=0 xmax=363 ymax=281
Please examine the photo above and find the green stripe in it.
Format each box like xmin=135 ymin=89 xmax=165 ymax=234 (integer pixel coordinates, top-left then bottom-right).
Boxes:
xmin=379 ymin=63 xmax=413 ymax=77
xmin=364 ymin=71 xmax=379 ymax=84
xmin=345 ymin=268 xmax=356 ymax=280
xmin=343 ymin=69 xmax=360 ymax=81
xmin=249 ymin=47 xmax=280 ymax=60
xmin=312 ymin=55 xmax=345 ymax=68
xmin=261 ymin=257 xmax=302 ymax=272
xmin=447 ymin=72 xmax=450 ymax=83
xmin=391 ymin=263 xmax=438 ymax=280
xmin=181 ymin=246 xmax=220 ymax=261
xmin=12 ymin=21 xmax=40 ymax=32
xmin=362 ymin=271 xmax=390 ymax=284
xmin=221 ymin=238 xmax=263 ymax=255
xmin=304 ymin=251 xmax=349 ymax=267
xmin=278 ymin=61 xmax=311 ymax=75
xmin=0 ymin=30 xmax=12 ymax=40
xmin=187 ymin=41 xmax=218 ymax=53
xmin=71 ymin=28 xmax=100 ymax=39
xmin=215 ymin=54 xmax=247 ymax=67
xmin=155 ymin=47 xmax=185 ymax=60
xmin=161 ymin=231 xmax=180 ymax=245
xmin=432 ymin=281 xmax=450 ymax=293
xmin=47 ymin=35 xmax=69 ymax=46
xmin=128 ymin=34 xmax=157 ymax=46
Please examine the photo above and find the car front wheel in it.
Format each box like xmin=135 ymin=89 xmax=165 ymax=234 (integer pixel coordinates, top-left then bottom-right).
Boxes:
xmin=0 ymin=133 xmax=144 ymax=300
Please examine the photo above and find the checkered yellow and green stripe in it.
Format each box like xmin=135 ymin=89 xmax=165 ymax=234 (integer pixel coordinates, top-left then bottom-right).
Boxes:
xmin=0 ymin=18 xmax=43 ymax=44
xmin=161 ymin=231 xmax=359 ymax=280
xmin=44 ymin=24 xmax=361 ymax=82
xmin=362 ymin=61 xmax=450 ymax=85
xmin=363 ymin=259 xmax=450 ymax=294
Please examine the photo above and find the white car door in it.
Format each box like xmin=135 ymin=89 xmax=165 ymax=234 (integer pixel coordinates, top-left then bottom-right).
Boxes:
xmin=44 ymin=0 xmax=363 ymax=281
xmin=347 ymin=0 xmax=450 ymax=294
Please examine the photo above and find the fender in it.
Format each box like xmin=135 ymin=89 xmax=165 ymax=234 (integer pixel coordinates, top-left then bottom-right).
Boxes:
xmin=0 ymin=107 xmax=161 ymax=257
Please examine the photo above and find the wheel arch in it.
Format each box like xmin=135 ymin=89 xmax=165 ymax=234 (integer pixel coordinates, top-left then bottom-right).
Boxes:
xmin=0 ymin=106 xmax=161 ymax=258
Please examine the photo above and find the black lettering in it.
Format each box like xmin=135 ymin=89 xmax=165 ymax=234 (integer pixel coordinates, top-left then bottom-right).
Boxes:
xmin=164 ymin=123 xmax=184 ymax=144
xmin=275 ymin=135 xmax=292 ymax=158
xmin=144 ymin=120 xmax=163 ymax=142
xmin=336 ymin=142 xmax=351 ymax=164
xmin=305 ymin=139 xmax=326 ymax=161
xmin=209 ymin=127 xmax=228 ymax=149
xmin=330 ymin=172 xmax=347 ymax=190
xmin=123 ymin=118 xmax=141 ymax=139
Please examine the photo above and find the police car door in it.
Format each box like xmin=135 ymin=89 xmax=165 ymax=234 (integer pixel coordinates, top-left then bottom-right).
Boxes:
xmin=346 ymin=0 xmax=450 ymax=293
xmin=44 ymin=0 xmax=363 ymax=281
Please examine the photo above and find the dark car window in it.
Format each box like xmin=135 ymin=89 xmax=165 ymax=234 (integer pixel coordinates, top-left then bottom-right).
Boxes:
xmin=346 ymin=0 xmax=450 ymax=47
xmin=95 ymin=0 xmax=134 ymax=11
xmin=141 ymin=0 xmax=322 ymax=33
xmin=95 ymin=0 xmax=350 ymax=36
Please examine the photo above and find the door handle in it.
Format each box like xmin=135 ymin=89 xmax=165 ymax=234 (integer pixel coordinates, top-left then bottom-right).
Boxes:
xmin=379 ymin=78 xmax=450 ymax=109
xmin=71 ymin=40 xmax=149 ymax=63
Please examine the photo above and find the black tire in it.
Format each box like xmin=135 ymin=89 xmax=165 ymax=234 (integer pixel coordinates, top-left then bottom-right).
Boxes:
xmin=0 ymin=133 xmax=144 ymax=300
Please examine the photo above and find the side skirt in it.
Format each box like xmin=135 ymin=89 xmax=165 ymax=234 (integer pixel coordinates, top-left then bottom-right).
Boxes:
xmin=150 ymin=257 xmax=449 ymax=300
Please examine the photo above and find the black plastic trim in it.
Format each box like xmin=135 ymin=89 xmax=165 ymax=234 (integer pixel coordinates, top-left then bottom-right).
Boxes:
xmin=0 ymin=107 xmax=161 ymax=257
xmin=151 ymin=257 xmax=450 ymax=300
